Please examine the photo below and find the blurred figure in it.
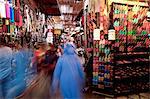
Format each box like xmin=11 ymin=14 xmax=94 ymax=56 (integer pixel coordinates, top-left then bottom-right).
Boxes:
xmin=19 ymin=43 xmax=56 ymax=99
xmin=84 ymin=50 xmax=93 ymax=92
xmin=68 ymin=36 xmax=76 ymax=48
xmin=45 ymin=43 xmax=58 ymax=77
xmin=34 ymin=43 xmax=47 ymax=73
xmin=5 ymin=43 xmax=27 ymax=98
xmin=45 ymin=28 xmax=53 ymax=44
xmin=56 ymin=45 xmax=63 ymax=57
xmin=76 ymin=44 xmax=86 ymax=69
xmin=52 ymin=43 xmax=85 ymax=99
xmin=0 ymin=39 xmax=13 ymax=98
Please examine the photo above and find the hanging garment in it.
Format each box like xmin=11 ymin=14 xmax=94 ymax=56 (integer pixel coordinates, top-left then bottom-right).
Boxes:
xmin=2 ymin=25 xmax=7 ymax=32
xmin=14 ymin=9 xmax=19 ymax=22
xmin=0 ymin=28 xmax=2 ymax=33
xmin=5 ymin=2 xmax=10 ymax=19
xmin=18 ymin=14 xmax=23 ymax=26
xmin=5 ymin=19 xmax=9 ymax=25
xmin=10 ymin=25 xmax=14 ymax=33
xmin=10 ymin=7 xmax=15 ymax=23
xmin=12 ymin=0 xmax=15 ymax=7
xmin=7 ymin=0 xmax=12 ymax=3
xmin=7 ymin=25 xmax=10 ymax=33
xmin=0 ymin=18 xmax=3 ymax=32
xmin=16 ymin=0 xmax=20 ymax=8
xmin=15 ymin=13 xmax=22 ymax=27
xmin=0 ymin=0 xmax=5 ymax=2
xmin=0 ymin=2 xmax=6 ymax=18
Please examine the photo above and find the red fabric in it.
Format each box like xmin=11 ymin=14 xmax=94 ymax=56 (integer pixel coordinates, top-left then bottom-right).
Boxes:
xmin=82 ymin=16 xmax=84 ymax=26
xmin=2 ymin=25 xmax=7 ymax=32
xmin=17 ymin=14 xmax=23 ymax=26
xmin=14 ymin=9 xmax=20 ymax=22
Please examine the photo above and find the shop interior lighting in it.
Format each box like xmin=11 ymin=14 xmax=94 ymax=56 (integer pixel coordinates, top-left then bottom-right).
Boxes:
xmin=60 ymin=5 xmax=73 ymax=14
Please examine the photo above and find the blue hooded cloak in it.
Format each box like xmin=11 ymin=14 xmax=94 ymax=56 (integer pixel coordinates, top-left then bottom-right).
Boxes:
xmin=52 ymin=44 xmax=85 ymax=99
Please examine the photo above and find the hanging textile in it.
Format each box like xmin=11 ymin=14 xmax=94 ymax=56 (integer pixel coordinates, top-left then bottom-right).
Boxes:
xmin=0 ymin=0 xmax=5 ymax=2
xmin=5 ymin=1 xmax=10 ymax=19
xmin=0 ymin=2 xmax=6 ymax=18
xmin=0 ymin=18 xmax=2 ymax=32
xmin=10 ymin=7 xmax=15 ymax=23
xmin=7 ymin=0 xmax=12 ymax=3
xmin=7 ymin=25 xmax=10 ymax=33
xmin=0 ymin=18 xmax=3 ymax=25
xmin=16 ymin=13 xmax=22 ymax=27
xmin=16 ymin=0 xmax=20 ymax=8
xmin=18 ymin=14 xmax=23 ymax=26
xmin=14 ymin=9 xmax=19 ymax=22
xmin=10 ymin=25 xmax=14 ymax=33
xmin=12 ymin=0 xmax=15 ymax=7
xmin=5 ymin=19 xmax=9 ymax=25
xmin=3 ymin=25 xmax=7 ymax=33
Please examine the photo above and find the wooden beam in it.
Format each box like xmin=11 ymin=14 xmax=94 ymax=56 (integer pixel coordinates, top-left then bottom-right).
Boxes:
xmin=62 ymin=13 xmax=78 ymax=16
xmin=43 ymin=8 xmax=61 ymax=16
xmin=43 ymin=0 xmax=57 ymax=4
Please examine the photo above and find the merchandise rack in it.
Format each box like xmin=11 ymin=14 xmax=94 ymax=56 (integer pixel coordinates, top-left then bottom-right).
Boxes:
xmin=92 ymin=2 xmax=150 ymax=97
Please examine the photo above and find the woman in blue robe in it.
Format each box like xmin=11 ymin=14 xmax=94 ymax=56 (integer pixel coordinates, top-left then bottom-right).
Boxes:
xmin=52 ymin=43 xmax=85 ymax=99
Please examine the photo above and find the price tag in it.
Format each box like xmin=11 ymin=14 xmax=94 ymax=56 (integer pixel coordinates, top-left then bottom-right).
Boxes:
xmin=93 ymin=29 xmax=100 ymax=40
xmin=108 ymin=29 xmax=116 ymax=40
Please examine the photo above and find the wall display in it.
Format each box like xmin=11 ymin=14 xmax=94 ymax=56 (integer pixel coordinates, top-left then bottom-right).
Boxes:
xmin=90 ymin=1 xmax=149 ymax=97
xmin=0 ymin=0 xmax=49 ymax=45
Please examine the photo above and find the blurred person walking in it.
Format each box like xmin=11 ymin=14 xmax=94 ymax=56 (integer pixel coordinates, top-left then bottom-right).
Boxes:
xmin=76 ymin=44 xmax=86 ymax=70
xmin=0 ymin=38 xmax=13 ymax=98
xmin=52 ymin=43 xmax=85 ymax=99
xmin=5 ymin=42 xmax=28 ymax=99
xmin=34 ymin=43 xmax=47 ymax=73
xmin=45 ymin=44 xmax=58 ymax=77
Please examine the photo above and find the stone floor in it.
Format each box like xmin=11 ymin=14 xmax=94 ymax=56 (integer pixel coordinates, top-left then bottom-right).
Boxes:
xmin=17 ymin=74 xmax=150 ymax=99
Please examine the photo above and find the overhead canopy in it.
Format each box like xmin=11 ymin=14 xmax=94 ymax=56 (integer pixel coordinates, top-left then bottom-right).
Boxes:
xmin=35 ymin=0 xmax=61 ymax=16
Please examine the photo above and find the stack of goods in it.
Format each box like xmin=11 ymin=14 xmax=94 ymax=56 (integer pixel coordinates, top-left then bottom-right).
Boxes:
xmin=92 ymin=4 xmax=114 ymax=94
xmin=92 ymin=2 xmax=149 ymax=96
xmin=112 ymin=2 xmax=150 ymax=95
xmin=93 ymin=36 xmax=114 ymax=93
xmin=87 ymin=12 xmax=95 ymax=48
xmin=113 ymin=3 xmax=150 ymax=53
xmin=0 ymin=0 xmax=16 ymax=34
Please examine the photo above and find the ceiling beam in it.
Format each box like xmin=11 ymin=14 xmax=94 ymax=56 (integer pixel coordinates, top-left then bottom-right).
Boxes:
xmin=42 ymin=0 xmax=57 ymax=4
xmin=42 ymin=8 xmax=61 ymax=16
xmin=35 ymin=0 xmax=61 ymax=16
xmin=62 ymin=13 xmax=78 ymax=16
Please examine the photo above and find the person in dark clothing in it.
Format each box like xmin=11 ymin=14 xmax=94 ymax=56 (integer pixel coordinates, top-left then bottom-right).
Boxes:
xmin=45 ymin=44 xmax=58 ymax=77
xmin=84 ymin=51 xmax=93 ymax=91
